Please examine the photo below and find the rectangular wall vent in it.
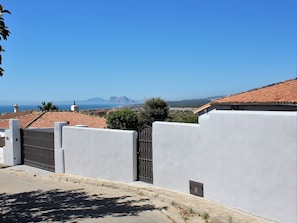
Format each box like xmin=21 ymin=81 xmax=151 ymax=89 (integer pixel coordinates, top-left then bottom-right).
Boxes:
xmin=189 ymin=180 xmax=204 ymax=197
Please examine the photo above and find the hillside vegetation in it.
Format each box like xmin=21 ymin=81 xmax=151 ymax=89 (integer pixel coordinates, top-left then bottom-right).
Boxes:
xmin=167 ymin=110 xmax=198 ymax=123
xmin=168 ymin=98 xmax=211 ymax=108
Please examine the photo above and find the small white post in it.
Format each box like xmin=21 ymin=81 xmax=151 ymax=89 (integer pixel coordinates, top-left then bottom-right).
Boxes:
xmin=54 ymin=122 xmax=68 ymax=173
xmin=3 ymin=119 xmax=21 ymax=166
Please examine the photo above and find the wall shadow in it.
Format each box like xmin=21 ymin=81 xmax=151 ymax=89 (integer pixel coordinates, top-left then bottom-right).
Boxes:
xmin=0 ymin=188 xmax=167 ymax=222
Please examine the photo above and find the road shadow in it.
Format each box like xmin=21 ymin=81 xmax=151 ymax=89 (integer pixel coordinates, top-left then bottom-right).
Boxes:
xmin=0 ymin=164 xmax=10 ymax=169
xmin=0 ymin=188 xmax=167 ymax=222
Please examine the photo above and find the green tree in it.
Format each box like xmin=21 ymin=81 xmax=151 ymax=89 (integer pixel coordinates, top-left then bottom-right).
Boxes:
xmin=139 ymin=97 xmax=169 ymax=127
xmin=0 ymin=5 xmax=11 ymax=76
xmin=38 ymin=101 xmax=59 ymax=111
xmin=107 ymin=108 xmax=138 ymax=130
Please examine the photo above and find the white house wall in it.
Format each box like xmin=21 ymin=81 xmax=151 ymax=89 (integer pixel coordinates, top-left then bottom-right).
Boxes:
xmin=0 ymin=129 xmax=5 ymax=137
xmin=153 ymin=110 xmax=297 ymax=223
xmin=62 ymin=126 xmax=138 ymax=182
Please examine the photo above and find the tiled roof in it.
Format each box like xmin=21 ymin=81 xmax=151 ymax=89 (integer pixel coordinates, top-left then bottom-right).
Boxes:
xmin=193 ymin=102 xmax=211 ymax=114
xmin=212 ymin=78 xmax=297 ymax=105
xmin=0 ymin=111 xmax=107 ymax=129
xmin=19 ymin=112 xmax=44 ymax=128
xmin=0 ymin=120 xmax=9 ymax=129
xmin=28 ymin=111 xmax=107 ymax=128
xmin=0 ymin=111 xmax=42 ymax=129
xmin=194 ymin=78 xmax=297 ymax=115
xmin=0 ymin=110 xmax=36 ymax=119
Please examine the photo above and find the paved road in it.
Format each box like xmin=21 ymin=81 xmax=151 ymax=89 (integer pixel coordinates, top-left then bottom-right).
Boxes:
xmin=0 ymin=166 xmax=182 ymax=223
xmin=0 ymin=165 xmax=275 ymax=223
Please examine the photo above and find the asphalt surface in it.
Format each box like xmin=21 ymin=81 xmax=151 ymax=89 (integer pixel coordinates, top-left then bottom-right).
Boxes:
xmin=0 ymin=165 xmax=275 ymax=223
xmin=0 ymin=165 xmax=183 ymax=223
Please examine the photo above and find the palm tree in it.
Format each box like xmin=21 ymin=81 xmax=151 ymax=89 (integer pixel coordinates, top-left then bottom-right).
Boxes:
xmin=38 ymin=101 xmax=59 ymax=111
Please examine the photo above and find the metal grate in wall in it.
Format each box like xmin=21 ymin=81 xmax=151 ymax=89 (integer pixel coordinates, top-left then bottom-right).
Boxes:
xmin=189 ymin=180 xmax=204 ymax=197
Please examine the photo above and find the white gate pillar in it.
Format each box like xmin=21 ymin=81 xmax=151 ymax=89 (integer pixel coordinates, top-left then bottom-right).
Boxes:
xmin=3 ymin=119 xmax=21 ymax=166
xmin=54 ymin=122 xmax=68 ymax=174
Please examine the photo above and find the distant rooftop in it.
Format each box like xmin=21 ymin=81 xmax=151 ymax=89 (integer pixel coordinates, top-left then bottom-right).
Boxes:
xmin=29 ymin=111 xmax=107 ymax=128
xmin=0 ymin=110 xmax=36 ymax=120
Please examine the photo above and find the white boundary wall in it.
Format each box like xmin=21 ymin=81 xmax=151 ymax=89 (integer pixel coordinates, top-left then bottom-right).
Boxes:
xmin=153 ymin=110 xmax=297 ymax=223
xmin=4 ymin=110 xmax=296 ymax=223
xmin=61 ymin=126 xmax=138 ymax=182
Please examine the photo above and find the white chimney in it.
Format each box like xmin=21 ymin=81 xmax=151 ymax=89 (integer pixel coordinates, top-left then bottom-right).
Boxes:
xmin=71 ymin=100 xmax=79 ymax=112
xmin=14 ymin=104 xmax=19 ymax=113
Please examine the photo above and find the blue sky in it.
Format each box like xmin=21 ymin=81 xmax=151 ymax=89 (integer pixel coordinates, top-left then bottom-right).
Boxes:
xmin=0 ymin=0 xmax=296 ymax=102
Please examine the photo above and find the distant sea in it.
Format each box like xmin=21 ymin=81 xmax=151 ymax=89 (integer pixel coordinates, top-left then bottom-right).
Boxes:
xmin=0 ymin=104 xmax=124 ymax=114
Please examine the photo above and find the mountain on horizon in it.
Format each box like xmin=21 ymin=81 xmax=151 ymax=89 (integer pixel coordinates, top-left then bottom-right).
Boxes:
xmin=77 ymin=96 xmax=136 ymax=105
xmin=109 ymin=96 xmax=136 ymax=104
xmin=81 ymin=97 xmax=107 ymax=104
xmin=167 ymin=96 xmax=223 ymax=107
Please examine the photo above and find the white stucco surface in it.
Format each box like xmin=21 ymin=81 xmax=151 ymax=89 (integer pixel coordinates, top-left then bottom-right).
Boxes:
xmin=3 ymin=120 xmax=21 ymax=166
xmin=62 ymin=126 xmax=138 ymax=182
xmin=153 ymin=110 xmax=297 ymax=223
xmin=0 ymin=148 xmax=3 ymax=163
xmin=54 ymin=122 xmax=68 ymax=174
xmin=0 ymin=130 xmax=5 ymax=137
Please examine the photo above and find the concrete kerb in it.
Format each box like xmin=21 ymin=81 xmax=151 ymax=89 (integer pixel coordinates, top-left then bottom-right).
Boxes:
xmin=0 ymin=163 xmax=10 ymax=168
xmin=51 ymin=174 xmax=275 ymax=223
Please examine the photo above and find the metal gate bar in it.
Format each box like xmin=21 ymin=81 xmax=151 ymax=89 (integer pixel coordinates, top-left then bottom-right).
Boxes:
xmin=21 ymin=128 xmax=55 ymax=172
xmin=137 ymin=125 xmax=153 ymax=183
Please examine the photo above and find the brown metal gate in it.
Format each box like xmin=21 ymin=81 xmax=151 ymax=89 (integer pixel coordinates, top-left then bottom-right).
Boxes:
xmin=21 ymin=128 xmax=55 ymax=172
xmin=137 ymin=125 xmax=153 ymax=183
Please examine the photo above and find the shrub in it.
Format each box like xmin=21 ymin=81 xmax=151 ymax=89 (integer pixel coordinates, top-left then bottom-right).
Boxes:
xmin=106 ymin=109 xmax=138 ymax=130
xmin=138 ymin=97 xmax=169 ymax=127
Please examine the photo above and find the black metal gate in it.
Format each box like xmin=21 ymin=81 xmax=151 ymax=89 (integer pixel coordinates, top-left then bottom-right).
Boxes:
xmin=137 ymin=125 xmax=153 ymax=183
xmin=21 ymin=128 xmax=55 ymax=172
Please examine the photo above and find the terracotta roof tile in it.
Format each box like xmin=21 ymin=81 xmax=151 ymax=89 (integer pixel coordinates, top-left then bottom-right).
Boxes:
xmin=0 ymin=119 xmax=9 ymax=129
xmin=20 ymin=112 xmax=44 ymax=128
xmin=0 ymin=111 xmax=107 ymax=129
xmin=28 ymin=111 xmax=107 ymax=128
xmin=212 ymin=78 xmax=297 ymax=105
xmin=0 ymin=110 xmax=36 ymax=119
xmin=0 ymin=111 xmax=42 ymax=129
xmin=193 ymin=102 xmax=211 ymax=114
